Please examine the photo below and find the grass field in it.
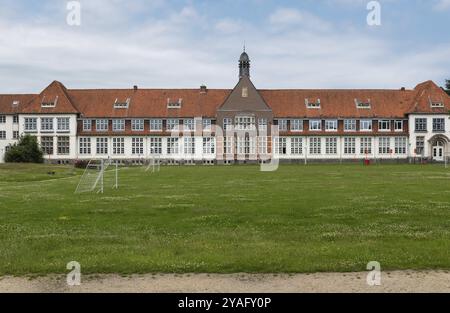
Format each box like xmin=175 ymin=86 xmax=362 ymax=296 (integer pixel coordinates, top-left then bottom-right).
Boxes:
xmin=0 ymin=163 xmax=449 ymax=275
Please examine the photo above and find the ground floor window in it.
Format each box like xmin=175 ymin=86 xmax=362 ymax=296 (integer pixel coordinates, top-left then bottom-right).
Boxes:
xmin=149 ymin=137 xmax=162 ymax=154
xmin=112 ymin=137 xmax=124 ymax=155
xmin=132 ymin=137 xmax=144 ymax=155
xmin=275 ymin=137 xmax=287 ymax=155
xmin=79 ymin=137 xmax=91 ymax=155
xmin=224 ymin=136 xmax=233 ymax=155
xmin=309 ymin=137 xmax=321 ymax=154
xmin=291 ymin=137 xmax=303 ymax=155
xmin=167 ymin=137 xmax=179 ymax=154
xmin=344 ymin=137 xmax=356 ymax=154
xmin=41 ymin=136 xmax=54 ymax=155
xmin=0 ymin=131 xmax=5 ymax=140
xmin=257 ymin=136 xmax=268 ymax=155
xmin=237 ymin=136 xmax=256 ymax=155
xmin=97 ymin=138 xmax=108 ymax=155
xmin=395 ymin=137 xmax=407 ymax=154
xmin=379 ymin=137 xmax=391 ymax=154
xmin=57 ymin=136 xmax=70 ymax=155
xmin=13 ymin=131 xmax=19 ymax=139
xmin=416 ymin=137 xmax=425 ymax=155
xmin=360 ymin=137 xmax=372 ymax=155
xmin=325 ymin=137 xmax=337 ymax=154
xmin=184 ymin=137 xmax=195 ymax=155
xmin=203 ymin=137 xmax=215 ymax=154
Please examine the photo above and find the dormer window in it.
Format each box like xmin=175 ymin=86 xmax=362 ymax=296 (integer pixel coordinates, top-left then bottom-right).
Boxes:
xmin=355 ymin=99 xmax=371 ymax=109
xmin=431 ymin=102 xmax=444 ymax=108
xmin=242 ymin=87 xmax=248 ymax=98
xmin=12 ymin=100 xmax=20 ymax=108
xmin=41 ymin=96 xmax=58 ymax=108
xmin=305 ymin=98 xmax=321 ymax=109
xmin=114 ymin=98 xmax=130 ymax=109
xmin=167 ymin=98 xmax=182 ymax=109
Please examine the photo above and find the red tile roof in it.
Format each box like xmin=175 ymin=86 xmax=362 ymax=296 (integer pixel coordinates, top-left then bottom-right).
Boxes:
xmin=0 ymin=80 xmax=447 ymax=118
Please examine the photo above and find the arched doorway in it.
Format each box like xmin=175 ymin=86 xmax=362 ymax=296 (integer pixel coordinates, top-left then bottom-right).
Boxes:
xmin=429 ymin=135 xmax=449 ymax=162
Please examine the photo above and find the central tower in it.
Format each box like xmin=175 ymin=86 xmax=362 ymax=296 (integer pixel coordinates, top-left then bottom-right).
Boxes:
xmin=239 ymin=49 xmax=250 ymax=78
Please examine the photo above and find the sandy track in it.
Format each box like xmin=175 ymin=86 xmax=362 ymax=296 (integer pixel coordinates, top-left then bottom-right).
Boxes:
xmin=1 ymin=271 xmax=449 ymax=293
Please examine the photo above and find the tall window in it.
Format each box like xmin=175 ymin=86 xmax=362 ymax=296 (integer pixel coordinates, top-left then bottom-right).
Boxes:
xmin=96 ymin=137 xmax=108 ymax=154
xmin=291 ymin=119 xmax=303 ymax=132
xmin=112 ymin=119 xmax=125 ymax=132
xmin=309 ymin=120 xmax=322 ymax=131
xmin=395 ymin=137 xmax=407 ymax=154
xmin=202 ymin=119 xmax=212 ymax=131
xmin=235 ymin=116 xmax=255 ymax=130
xmin=132 ymin=119 xmax=144 ymax=131
xmin=394 ymin=120 xmax=403 ymax=132
xmin=237 ymin=136 xmax=255 ymax=155
xmin=183 ymin=119 xmax=195 ymax=131
xmin=223 ymin=118 xmax=233 ymax=131
xmin=309 ymin=137 xmax=321 ymax=154
xmin=378 ymin=120 xmax=391 ymax=131
xmin=224 ymin=136 xmax=233 ymax=154
xmin=149 ymin=137 xmax=162 ymax=154
xmin=83 ymin=120 xmax=91 ymax=131
xmin=57 ymin=117 xmax=70 ymax=132
xmin=166 ymin=119 xmax=179 ymax=131
xmin=96 ymin=119 xmax=108 ymax=132
xmin=24 ymin=118 xmax=37 ymax=132
xmin=150 ymin=119 xmax=163 ymax=131
xmin=57 ymin=136 xmax=70 ymax=155
xmin=41 ymin=136 xmax=54 ymax=154
xmin=325 ymin=120 xmax=338 ymax=132
xmin=416 ymin=137 xmax=425 ymax=155
xmin=132 ymin=137 xmax=144 ymax=155
xmin=344 ymin=119 xmax=356 ymax=131
xmin=258 ymin=118 xmax=268 ymax=132
xmin=41 ymin=118 xmax=54 ymax=132
xmin=79 ymin=138 xmax=91 ymax=155
xmin=379 ymin=137 xmax=390 ymax=154
xmin=203 ymin=137 xmax=215 ymax=154
xmin=13 ymin=115 xmax=18 ymax=124
xmin=257 ymin=136 xmax=268 ymax=154
xmin=167 ymin=137 xmax=179 ymax=154
xmin=13 ymin=131 xmax=19 ymax=139
xmin=112 ymin=138 xmax=124 ymax=155
xmin=415 ymin=118 xmax=427 ymax=132
xmin=0 ymin=131 xmax=5 ymax=140
xmin=291 ymin=137 xmax=303 ymax=155
xmin=432 ymin=118 xmax=445 ymax=132
xmin=183 ymin=137 xmax=195 ymax=154
xmin=0 ymin=115 xmax=5 ymax=123
xmin=277 ymin=119 xmax=287 ymax=131
xmin=360 ymin=137 xmax=372 ymax=154
xmin=360 ymin=120 xmax=372 ymax=132
xmin=325 ymin=137 xmax=337 ymax=154
xmin=275 ymin=137 xmax=287 ymax=155
xmin=344 ymin=137 xmax=356 ymax=154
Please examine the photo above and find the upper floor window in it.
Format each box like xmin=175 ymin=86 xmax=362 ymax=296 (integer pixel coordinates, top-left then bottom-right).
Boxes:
xmin=166 ymin=118 xmax=179 ymax=131
xmin=325 ymin=120 xmax=337 ymax=132
xmin=344 ymin=119 xmax=356 ymax=131
xmin=242 ymin=87 xmax=248 ymax=98
xmin=223 ymin=118 xmax=233 ymax=131
xmin=378 ymin=120 xmax=391 ymax=131
xmin=57 ymin=117 xmax=70 ymax=132
xmin=277 ymin=119 xmax=287 ymax=131
xmin=0 ymin=131 xmax=5 ymax=140
xmin=24 ymin=118 xmax=37 ymax=132
xmin=202 ymin=119 xmax=212 ymax=131
xmin=132 ymin=119 xmax=145 ymax=131
xmin=360 ymin=120 xmax=372 ymax=131
xmin=258 ymin=118 xmax=267 ymax=131
xmin=291 ymin=119 xmax=303 ymax=132
xmin=430 ymin=102 xmax=444 ymax=108
xmin=113 ymin=98 xmax=130 ymax=109
xmin=41 ymin=97 xmax=57 ymax=108
xmin=41 ymin=118 xmax=54 ymax=132
xmin=433 ymin=118 xmax=445 ymax=132
xmin=394 ymin=120 xmax=403 ymax=132
xmin=309 ymin=120 xmax=322 ymax=131
xmin=167 ymin=98 xmax=182 ymax=109
xmin=96 ymin=119 xmax=108 ymax=132
xmin=305 ymin=98 xmax=321 ymax=109
xmin=13 ymin=115 xmax=18 ymax=124
xmin=112 ymin=119 xmax=125 ymax=132
xmin=235 ymin=116 xmax=255 ymax=131
xmin=355 ymin=99 xmax=371 ymax=109
xmin=183 ymin=119 xmax=195 ymax=131
xmin=150 ymin=119 xmax=162 ymax=131
xmin=415 ymin=118 xmax=427 ymax=132
xmin=0 ymin=115 xmax=5 ymax=123
xmin=83 ymin=119 xmax=91 ymax=131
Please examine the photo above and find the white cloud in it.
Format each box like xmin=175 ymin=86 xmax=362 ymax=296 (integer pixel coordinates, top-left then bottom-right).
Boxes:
xmin=269 ymin=8 xmax=331 ymax=31
xmin=434 ymin=0 xmax=450 ymax=10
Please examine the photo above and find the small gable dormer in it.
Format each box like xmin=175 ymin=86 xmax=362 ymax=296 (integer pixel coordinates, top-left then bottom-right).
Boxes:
xmin=167 ymin=98 xmax=182 ymax=109
xmin=41 ymin=95 xmax=58 ymax=108
xmin=305 ymin=98 xmax=321 ymax=109
xmin=114 ymin=98 xmax=130 ymax=109
xmin=429 ymin=96 xmax=444 ymax=108
xmin=355 ymin=98 xmax=371 ymax=109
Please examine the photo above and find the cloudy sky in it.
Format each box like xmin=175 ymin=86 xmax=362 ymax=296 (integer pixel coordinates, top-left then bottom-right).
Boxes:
xmin=0 ymin=0 xmax=449 ymax=93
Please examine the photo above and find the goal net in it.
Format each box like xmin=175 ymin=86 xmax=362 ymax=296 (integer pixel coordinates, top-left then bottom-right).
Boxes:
xmin=75 ymin=159 xmax=119 ymax=194
xmin=144 ymin=154 xmax=161 ymax=173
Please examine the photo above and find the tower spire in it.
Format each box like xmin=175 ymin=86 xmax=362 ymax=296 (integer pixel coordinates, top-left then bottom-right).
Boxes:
xmin=239 ymin=48 xmax=250 ymax=79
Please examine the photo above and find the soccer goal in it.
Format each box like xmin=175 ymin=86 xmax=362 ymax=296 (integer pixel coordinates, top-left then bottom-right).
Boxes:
xmin=75 ymin=159 xmax=119 ymax=194
xmin=144 ymin=154 xmax=161 ymax=173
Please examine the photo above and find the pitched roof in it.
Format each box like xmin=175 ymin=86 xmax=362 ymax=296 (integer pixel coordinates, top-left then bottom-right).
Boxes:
xmin=0 ymin=94 xmax=35 ymax=114
xmin=21 ymin=81 xmax=79 ymax=114
xmin=408 ymin=80 xmax=450 ymax=114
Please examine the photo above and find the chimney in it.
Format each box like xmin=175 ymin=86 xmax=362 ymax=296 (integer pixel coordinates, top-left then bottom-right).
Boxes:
xmin=134 ymin=85 xmax=138 ymax=91
xmin=200 ymin=85 xmax=207 ymax=94
xmin=400 ymin=87 xmax=406 ymax=91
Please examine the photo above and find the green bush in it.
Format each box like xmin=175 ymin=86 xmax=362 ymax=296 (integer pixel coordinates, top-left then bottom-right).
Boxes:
xmin=5 ymin=134 xmax=44 ymax=163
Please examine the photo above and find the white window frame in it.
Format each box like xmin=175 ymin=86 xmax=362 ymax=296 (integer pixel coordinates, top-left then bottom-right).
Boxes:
xmin=112 ymin=119 xmax=125 ymax=132
xmin=57 ymin=117 xmax=70 ymax=132
xmin=378 ymin=137 xmax=391 ymax=154
xmin=132 ymin=119 xmax=145 ymax=132
xmin=166 ymin=119 xmax=179 ymax=131
xmin=360 ymin=137 xmax=372 ymax=154
xmin=132 ymin=137 xmax=144 ymax=155
xmin=96 ymin=137 xmax=109 ymax=155
xmin=202 ymin=137 xmax=215 ymax=154
xmin=291 ymin=119 xmax=303 ymax=132
xmin=344 ymin=119 xmax=356 ymax=132
xmin=277 ymin=119 xmax=288 ymax=132
xmin=149 ymin=137 xmax=162 ymax=154
xmin=150 ymin=119 xmax=163 ymax=132
xmin=309 ymin=120 xmax=322 ymax=131
xmin=41 ymin=118 xmax=54 ymax=132
xmin=79 ymin=137 xmax=91 ymax=155
xmin=96 ymin=119 xmax=108 ymax=132
xmin=360 ymin=120 xmax=372 ymax=132
xmin=24 ymin=118 xmax=37 ymax=132
xmin=112 ymin=137 xmax=124 ymax=155
xmin=394 ymin=120 xmax=403 ymax=132
xmin=309 ymin=137 xmax=321 ymax=154
xmin=183 ymin=119 xmax=195 ymax=131
xmin=167 ymin=137 xmax=179 ymax=154
xmin=378 ymin=120 xmax=391 ymax=132
xmin=291 ymin=137 xmax=303 ymax=155
xmin=325 ymin=120 xmax=338 ymax=132
xmin=344 ymin=137 xmax=356 ymax=154
xmin=325 ymin=137 xmax=337 ymax=154
xmin=82 ymin=119 xmax=91 ymax=131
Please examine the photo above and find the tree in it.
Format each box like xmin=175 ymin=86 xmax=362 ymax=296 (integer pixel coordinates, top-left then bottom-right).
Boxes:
xmin=446 ymin=79 xmax=450 ymax=92
xmin=4 ymin=134 xmax=44 ymax=163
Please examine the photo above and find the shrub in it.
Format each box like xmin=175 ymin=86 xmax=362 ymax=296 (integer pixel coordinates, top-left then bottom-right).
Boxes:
xmin=74 ymin=160 xmax=89 ymax=169
xmin=4 ymin=134 xmax=44 ymax=163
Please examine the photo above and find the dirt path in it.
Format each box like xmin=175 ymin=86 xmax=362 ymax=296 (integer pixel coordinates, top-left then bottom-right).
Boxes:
xmin=1 ymin=271 xmax=449 ymax=293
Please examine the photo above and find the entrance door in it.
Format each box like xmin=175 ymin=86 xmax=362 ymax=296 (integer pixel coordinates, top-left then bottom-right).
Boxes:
xmin=433 ymin=143 xmax=444 ymax=162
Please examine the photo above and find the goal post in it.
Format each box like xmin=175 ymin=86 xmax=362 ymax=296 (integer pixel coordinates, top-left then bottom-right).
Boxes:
xmin=144 ymin=154 xmax=161 ymax=173
xmin=75 ymin=159 xmax=119 ymax=194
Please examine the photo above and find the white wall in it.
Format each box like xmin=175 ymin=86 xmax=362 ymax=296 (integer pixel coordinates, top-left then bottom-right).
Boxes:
xmin=0 ymin=114 xmax=19 ymax=163
xmin=408 ymin=114 xmax=450 ymax=158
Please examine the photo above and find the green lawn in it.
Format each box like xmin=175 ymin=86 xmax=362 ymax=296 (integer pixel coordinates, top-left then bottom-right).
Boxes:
xmin=0 ymin=163 xmax=449 ymax=275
